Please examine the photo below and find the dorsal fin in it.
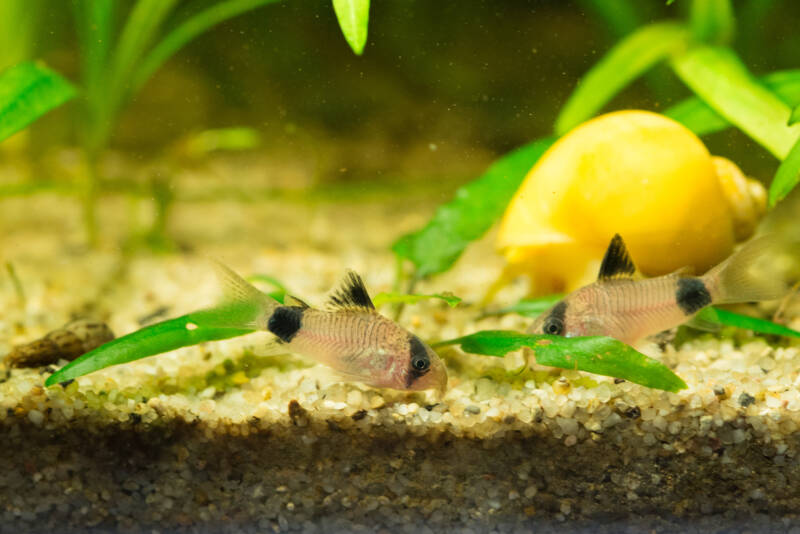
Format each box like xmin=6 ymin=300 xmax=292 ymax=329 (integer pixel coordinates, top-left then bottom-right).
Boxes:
xmin=597 ymin=234 xmax=636 ymax=281
xmin=326 ymin=270 xmax=375 ymax=311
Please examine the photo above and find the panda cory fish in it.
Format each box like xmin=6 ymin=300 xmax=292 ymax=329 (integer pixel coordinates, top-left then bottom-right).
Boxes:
xmin=215 ymin=264 xmax=448 ymax=393
xmin=529 ymin=234 xmax=785 ymax=345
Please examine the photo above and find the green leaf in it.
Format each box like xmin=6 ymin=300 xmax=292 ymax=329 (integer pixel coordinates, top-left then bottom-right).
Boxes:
xmin=768 ymin=134 xmax=800 ymax=206
xmin=0 ymin=62 xmax=76 ymax=143
xmin=790 ymin=104 xmax=800 ymax=127
xmin=44 ymin=304 xmax=257 ymax=386
xmin=332 ymin=0 xmax=370 ymax=55
xmin=372 ymin=292 xmax=461 ymax=308
xmin=689 ymin=0 xmax=735 ymax=45
xmin=671 ymin=45 xmax=800 ymax=159
xmin=434 ymin=330 xmax=687 ymax=392
xmin=665 ymin=69 xmax=800 ymax=136
xmin=555 ymin=23 xmax=689 ymax=136
xmin=179 ymin=127 xmax=261 ymax=157
xmin=482 ymin=294 xmax=564 ymax=318
xmin=696 ymin=307 xmax=800 ymax=338
xmin=134 ymin=0 xmax=282 ymax=93
xmin=392 ymin=137 xmax=555 ymax=278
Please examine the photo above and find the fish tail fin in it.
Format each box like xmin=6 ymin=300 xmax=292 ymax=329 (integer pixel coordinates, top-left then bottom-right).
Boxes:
xmin=704 ymin=235 xmax=786 ymax=304
xmin=211 ymin=260 xmax=279 ymax=329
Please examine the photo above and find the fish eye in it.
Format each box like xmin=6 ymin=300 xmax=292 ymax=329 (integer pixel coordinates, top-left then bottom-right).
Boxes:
xmin=543 ymin=317 xmax=564 ymax=336
xmin=411 ymin=354 xmax=430 ymax=371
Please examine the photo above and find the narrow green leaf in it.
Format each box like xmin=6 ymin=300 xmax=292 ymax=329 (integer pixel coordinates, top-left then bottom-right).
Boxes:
xmin=372 ymin=292 xmax=461 ymax=308
xmin=45 ymin=302 xmax=259 ymax=386
xmin=671 ymin=46 xmax=800 ymax=159
xmin=689 ymin=0 xmax=735 ymax=45
xmin=577 ymin=0 xmax=644 ymax=39
xmin=134 ymin=0 xmax=282 ymax=93
xmin=482 ymin=295 xmax=564 ymax=318
xmin=180 ymin=127 xmax=261 ymax=157
xmin=435 ymin=330 xmax=687 ymax=392
xmin=768 ymin=135 xmax=800 ymax=206
xmin=696 ymin=307 xmax=800 ymax=338
xmin=332 ymin=0 xmax=370 ymax=56
xmin=246 ymin=274 xmax=289 ymax=293
xmin=790 ymin=104 xmax=800 ymax=127
xmin=0 ymin=0 xmax=43 ymax=71
xmin=393 ymin=137 xmax=555 ymax=278
xmin=0 ymin=62 xmax=76 ymax=143
xmin=73 ymin=0 xmax=115 ymax=98
xmin=555 ymin=23 xmax=689 ymax=135
xmin=666 ymin=69 xmax=800 ymax=136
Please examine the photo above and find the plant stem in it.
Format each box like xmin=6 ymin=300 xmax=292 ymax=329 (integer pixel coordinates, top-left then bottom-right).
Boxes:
xmin=81 ymin=154 xmax=99 ymax=246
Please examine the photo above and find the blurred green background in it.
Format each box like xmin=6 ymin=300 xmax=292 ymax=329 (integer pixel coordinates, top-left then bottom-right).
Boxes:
xmin=4 ymin=1 xmax=798 ymax=180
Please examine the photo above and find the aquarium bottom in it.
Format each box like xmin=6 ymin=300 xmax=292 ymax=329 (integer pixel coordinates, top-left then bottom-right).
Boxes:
xmin=2 ymin=407 xmax=800 ymax=534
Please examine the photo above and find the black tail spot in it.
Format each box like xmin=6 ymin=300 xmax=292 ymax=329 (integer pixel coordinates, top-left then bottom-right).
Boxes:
xmin=676 ymin=278 xmax=712 ymax=315
xmin=267 ymin=307 xmax=304 ymax=343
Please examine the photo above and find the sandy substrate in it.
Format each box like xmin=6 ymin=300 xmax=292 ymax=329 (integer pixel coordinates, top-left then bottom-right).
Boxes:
xmin=3 ymin=192 xmax=800 ymax=533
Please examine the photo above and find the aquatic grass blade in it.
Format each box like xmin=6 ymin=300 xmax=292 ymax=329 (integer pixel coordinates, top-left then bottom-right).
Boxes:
xmin=697 ymin=307 xmax=800 ymax=338
xmin=666 ymin=69 xmax=800 ymax=136
xmin=768 ymin=135 xmax=800 ymax=207
xmin=133 ymin=0 xmax=282 ymax=93
xmin=482 ymin=294 xmax=564 ymax=318
xmin=332 ymin=0 xmax=370 ymax=55
xmin=689 ymin=0 xmax=735 ymax=45
xmin=392 ymin=137 xmax=555 ymax=278
xmin=435 ymin=330 xmax=687 ymax=392
xmin=44 ymin=302 xmax=260 ymax=386
xmin=0 ymin=0 xmax=43 ymax=71
xmin=0 ymin=62 xmax=76 ymax=143
xmin=671 ymin=45 xmax=800 ymax=159
xmin=554 ymin=22 xmax=689 ymax=136
xmin=790 ymin=104 xmax=800 ymax=127
xmin=372 ymin=292 xmax=461 ymax=308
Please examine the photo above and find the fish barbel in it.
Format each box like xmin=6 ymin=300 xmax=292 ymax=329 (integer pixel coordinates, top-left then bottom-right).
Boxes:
xmin=529 ymin=234 xmax=785 ymax=345
xmin=214 ymin=265 xmax=448 ymax=393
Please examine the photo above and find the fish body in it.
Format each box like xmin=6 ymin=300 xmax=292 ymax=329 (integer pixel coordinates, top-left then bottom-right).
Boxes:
xmin=217 ymin=267 xmax=447 ymax=393
xmin=530 ymin=234 xmax=784 ymax=345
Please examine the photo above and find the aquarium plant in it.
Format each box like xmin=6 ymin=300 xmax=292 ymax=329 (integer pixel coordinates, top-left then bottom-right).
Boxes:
xmin=392 ymin=0 xmax=800 ymax=283
xmin=0 ymin=61 xmax=75 ymax=144
xmin=70 ymin=0 xmax=370 ymax=245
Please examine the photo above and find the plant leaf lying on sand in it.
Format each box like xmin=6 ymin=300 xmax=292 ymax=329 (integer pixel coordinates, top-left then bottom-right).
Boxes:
xmin=372 ymin=292 xmax=461 ymax=308
xmin=696 ymin=307 xmax=800 ymax=339
xmin=0 ymin=61 xmax=76 ymax=143
xmin=45 ymin=302 xmax=258 ymax=386
xmin=434 ymin=330 xmax=687 ymax=392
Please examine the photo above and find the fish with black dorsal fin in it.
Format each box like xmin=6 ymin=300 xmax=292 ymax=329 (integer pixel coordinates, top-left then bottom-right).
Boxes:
xmin=528 ymin=234 xmax=786 ymax=345
xmin=213 ymin=264 xmax=448 ymax=393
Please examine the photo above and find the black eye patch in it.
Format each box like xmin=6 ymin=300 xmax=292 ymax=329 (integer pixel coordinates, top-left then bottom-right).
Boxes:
xmin=406 ymin=335 xmax=430 ymax=387
xmin=542 ymin=301 xmax=567 ymax=336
